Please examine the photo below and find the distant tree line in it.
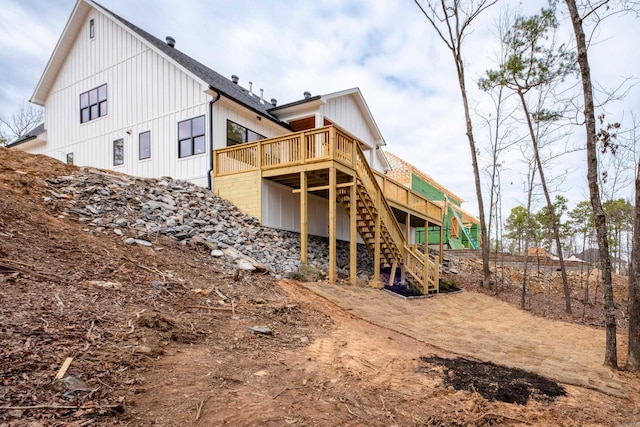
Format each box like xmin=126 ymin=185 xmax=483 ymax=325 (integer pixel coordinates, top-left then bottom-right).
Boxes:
xmin=502 ymin=196 xmax=634 ymax=275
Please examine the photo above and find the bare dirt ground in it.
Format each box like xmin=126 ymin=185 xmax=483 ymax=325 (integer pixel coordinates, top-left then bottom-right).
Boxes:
xmin=1 ymin=147 xmax=639 ymax=426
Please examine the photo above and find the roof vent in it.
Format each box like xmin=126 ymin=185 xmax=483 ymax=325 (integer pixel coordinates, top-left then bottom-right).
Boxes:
xmin=248 ymin=81 xmax=253 ymax=96
xmin=303 ymin=91 xmax=311 ymax=99
xmin=166 ymin=36 xmax=176 ymax=48
xmin=270 ymin=98 xmax=278 ymax=106
xmin=260 ymin=89 xmax=265 ymax=104
xmin=231 ymin=75 xmax=239 ymax=84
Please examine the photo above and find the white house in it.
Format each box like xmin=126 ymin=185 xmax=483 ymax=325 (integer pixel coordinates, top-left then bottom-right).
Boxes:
xmin=12 ymin=0 xmax=389 ymax=185
xmin=10 ymin=0 xmax=446 ymax=290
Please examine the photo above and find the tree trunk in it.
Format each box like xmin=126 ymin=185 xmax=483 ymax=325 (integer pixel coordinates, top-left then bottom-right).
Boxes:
xmin=627 ymin=160 xmax=640 ymax=371
xmin=565 ymin=0 xmax=617 ymax=368
xmin=517 ymin=90 xmax=572 ymax=314
xmin=454 ymin=50 xmax=491 ymax=288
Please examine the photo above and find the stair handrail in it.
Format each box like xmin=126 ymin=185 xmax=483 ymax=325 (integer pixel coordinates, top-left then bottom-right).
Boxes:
xmin=354 ymin=143 xmax=407 ymax=261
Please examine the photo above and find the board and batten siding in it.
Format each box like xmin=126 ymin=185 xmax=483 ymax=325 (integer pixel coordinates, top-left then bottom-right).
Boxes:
xmin=321 ymin=96 xmax=376 ymax=147
xmin=210 ymin=98 xmax=287 ymax=152
xmin=261 ymin=180 xmax=359 ymax=242
xmin=42 ymin=9 xmax=212 ymax=187
xmin=319 ymin=94 xmax=388 ymax=173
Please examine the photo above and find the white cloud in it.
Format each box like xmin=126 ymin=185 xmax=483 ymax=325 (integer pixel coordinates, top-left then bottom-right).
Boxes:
xmin=2 ymin=0 xmax=639 ymax=220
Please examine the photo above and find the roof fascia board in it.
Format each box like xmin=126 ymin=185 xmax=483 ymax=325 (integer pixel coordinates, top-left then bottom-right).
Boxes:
xmin=86 ymin=0 xmax=211 ymax=91
xmin=31 ymin=0 xmax=90 ymax=105
xmin=217 ymin=96 xmax=292 ymax=131
xmin=269 ymin=99 xmax=325 ymax=120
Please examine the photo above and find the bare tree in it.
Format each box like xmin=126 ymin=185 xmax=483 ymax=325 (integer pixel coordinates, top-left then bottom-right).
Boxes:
xmin=480 ymin=6 xmax=576 ymax=313
xmin=414 ymin=0 xmax=498 ymax=288
xmin=564 ymin=0 xmax=619 ymax=368
xmin=0 ymin=102 xmax=44 ymax=145
xmin=629 ymin=151 xmax=640 ymax=371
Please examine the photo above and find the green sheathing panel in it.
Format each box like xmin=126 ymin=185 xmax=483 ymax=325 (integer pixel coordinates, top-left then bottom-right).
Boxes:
xmin=416 ymin=225 xmax=443 ymax=245
xmin=428 ymin=209 xmax=453 ymax=244
xmin=411 ymin=174 xmax=462 ymax=207
xmin=411 ymin=173 xmax=474 ymax=247
xmin=448 ymin=237 xmax=464 ymax=249
xmin=470 ymin=223 xmax=481 ymax=245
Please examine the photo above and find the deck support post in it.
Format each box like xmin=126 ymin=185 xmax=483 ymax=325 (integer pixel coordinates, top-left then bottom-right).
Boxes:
xmin=439 ymin=221 xmax=444 ymax=266
xmin=300 ymin=171 xmax=308 ymax=264
xmin=406 ymin=213 xmax=411 ymax=242
xmin=329 ymin=167 xmax=337 ymax=284
xmin=388 ymin=261 xmax=397 ymax=287
xmin=349 ymin=177 xmax=357 ymax=285
xmin=424 ymin=220 xmax=429 ymax=254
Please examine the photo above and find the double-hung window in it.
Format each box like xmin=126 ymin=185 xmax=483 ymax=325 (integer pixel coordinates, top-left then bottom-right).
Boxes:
xmin=178 ymin=116 xmax=205 ymax=158
xmin=80 ymin=84 xmax=107 ymax=123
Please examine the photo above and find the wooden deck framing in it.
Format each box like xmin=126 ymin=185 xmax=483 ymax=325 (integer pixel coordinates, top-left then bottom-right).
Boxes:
xmin=214 ymin=125 xmax=444 ymax=293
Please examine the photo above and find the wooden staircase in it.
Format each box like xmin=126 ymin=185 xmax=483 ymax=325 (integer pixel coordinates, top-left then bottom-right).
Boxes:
xmin=336 ymin=145 xmax=439 ymax=294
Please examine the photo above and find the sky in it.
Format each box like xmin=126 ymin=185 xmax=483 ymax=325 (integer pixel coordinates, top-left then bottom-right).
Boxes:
xmin=1 ymin=0 xmax=639 ymax=221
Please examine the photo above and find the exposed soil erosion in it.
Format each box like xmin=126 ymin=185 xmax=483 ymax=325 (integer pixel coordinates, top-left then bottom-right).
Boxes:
xmin=420 ymin=356 xmax=567 ymax=405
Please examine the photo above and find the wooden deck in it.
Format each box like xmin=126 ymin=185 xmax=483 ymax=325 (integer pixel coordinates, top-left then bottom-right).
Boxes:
xmin=213 ymin=125 xmax=443 ymax=292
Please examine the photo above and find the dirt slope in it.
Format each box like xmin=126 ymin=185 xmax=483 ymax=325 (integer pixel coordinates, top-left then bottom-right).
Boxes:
xmin=1 ymin=147 xmax=639 ymax=426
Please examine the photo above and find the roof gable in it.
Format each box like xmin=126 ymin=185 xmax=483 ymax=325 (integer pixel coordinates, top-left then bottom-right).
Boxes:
xmin=322 ymin=88 xmax=385 ymax=147
xmin=31 ymin=0 xmax=289 ymax=128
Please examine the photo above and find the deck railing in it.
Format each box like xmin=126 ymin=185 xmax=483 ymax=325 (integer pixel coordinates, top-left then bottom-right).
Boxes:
xmin=215 ymin=126 xmax=357 ymax=176
xmin=374 ymin=172 xmax=442 ymax=221
xmin=214 ymin=125 xmax=442 ymax=222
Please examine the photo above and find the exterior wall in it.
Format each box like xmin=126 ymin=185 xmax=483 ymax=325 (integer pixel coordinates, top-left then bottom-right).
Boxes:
xmin=211 ymin=98 xmax=288 ymax=152
xmin=370 ymin=148 xmax=388 ymax=172
xmin=214 ymin=171 xmax=262 ymax=221
xmin=42 ymin=9 xmax=212 ymax=186
xmin=321 ymin=95 xmax=376 ymax=149
xmin=261 ymin=180 xmax=355 ymax=241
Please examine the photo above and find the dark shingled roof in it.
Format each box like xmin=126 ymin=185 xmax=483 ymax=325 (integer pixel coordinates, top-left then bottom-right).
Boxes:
xmin=97 ymin=1 xmax=290 ymax=129
xmin=7 ymin=122 xmax=45 ymax=148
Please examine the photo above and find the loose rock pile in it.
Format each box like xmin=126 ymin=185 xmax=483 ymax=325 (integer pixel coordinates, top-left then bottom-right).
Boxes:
xmin=43 ymin=167 xmax=374 ymax=279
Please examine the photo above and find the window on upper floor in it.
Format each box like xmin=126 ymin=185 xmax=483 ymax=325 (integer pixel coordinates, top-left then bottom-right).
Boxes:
xmin=139 ymin=131 xmax=151 ymax=160
xmin=178 ymin=116 xmax=205 ymax=158
xmin=226 ymin=120 xmax=265 ymax=147
xmin=113 ymin=138 xmax=124 ymax=166
xmin=80 ymin=84 xmax=107 ymax=123
xmin=66 ymin=152 xmax=74 ymax=165
xmin=90 ymin=19 xmax=95 ymax=39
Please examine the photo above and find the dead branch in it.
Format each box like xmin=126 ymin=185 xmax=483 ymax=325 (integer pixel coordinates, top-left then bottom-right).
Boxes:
xmin=0 ymin=259 xmax=69 ymax=282
xmin=194 ymin=396 xmax=211 ymax=421
xmin=215 ymin=288 xmax=229 ymax=301
xmin=54 ymin=357 xmax=74 ymax=379
xmin=121 ymin=256 xmax=190 ymax=289
xmin=188 ymin=305 xmax=233 ymax=311
xmin=86 ymin=320 xmax=95 ymax=343
xmin=272 ymin=387 xmax=290 ymax=399
xmin=344 ymin=403 xmax=361 ymax=418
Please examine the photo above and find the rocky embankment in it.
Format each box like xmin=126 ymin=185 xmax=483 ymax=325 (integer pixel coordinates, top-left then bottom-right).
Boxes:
xmin=43 ymin=167 xmax=374 ymax=279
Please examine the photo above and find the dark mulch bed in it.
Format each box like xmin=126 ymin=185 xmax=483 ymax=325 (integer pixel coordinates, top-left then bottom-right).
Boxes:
xmin=420 ymin=356 xmax=567 ymax=405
